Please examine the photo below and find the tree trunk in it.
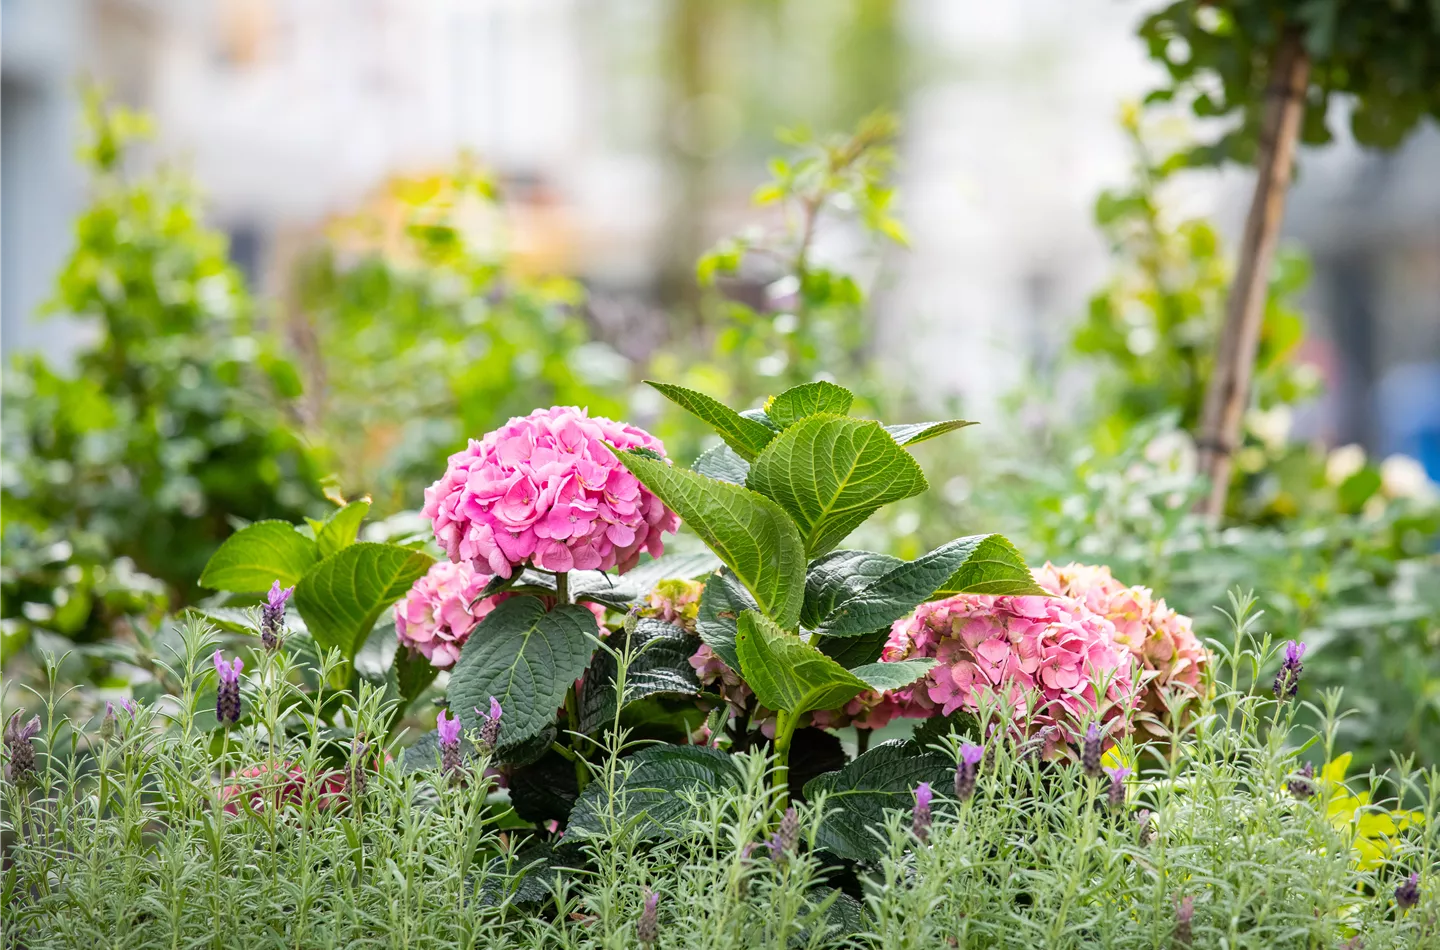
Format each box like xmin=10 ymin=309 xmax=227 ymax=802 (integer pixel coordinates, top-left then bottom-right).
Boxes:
xmin=1197 ymin=28 xmax=1310 ymax=523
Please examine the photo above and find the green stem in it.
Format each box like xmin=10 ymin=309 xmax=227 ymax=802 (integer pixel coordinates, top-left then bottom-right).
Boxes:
xmin=553 ymin=569 xmax=590 ymax=792
xmin=772 ymin=710 xmax=799 ymax=811
xmin=555 ymin=570 xmax=570 ymax=607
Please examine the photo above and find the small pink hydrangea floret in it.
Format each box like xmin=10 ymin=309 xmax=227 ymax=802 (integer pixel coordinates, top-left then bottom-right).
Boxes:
xmin=423 ymin=406 xmax=680 ymax=579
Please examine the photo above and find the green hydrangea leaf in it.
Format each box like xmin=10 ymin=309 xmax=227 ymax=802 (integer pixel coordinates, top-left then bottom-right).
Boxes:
xmin=764 ymin=381 xmax=855 ymax=428
xmin=804 ymin=740 xmax=955 ymax=860
xmin=735 ymin=610 xmax=868 ymax=716
xmin=930 ymin=534 xmax=1045 ymax=597
xmin=747 ymin=416 xmax=927 ymax=558
xmin=293 ymin=542 xmax=434 ymax=658
xmin=316 ymin=499 xmax=372 ymax=559
xmin=200 ymin=520 xmax=320 ymax=593
xmin=883 ymin=420 xmax=977 ymax=446
xmin=645 ymin=381 xmax=777 ymax=460
xmin=619 ymin=450 xmax=806 ymax=628
xmin=567 ymin=745 xmax=745 ymax=838
xmin=446 ymin=596 xmax=600 ymax=747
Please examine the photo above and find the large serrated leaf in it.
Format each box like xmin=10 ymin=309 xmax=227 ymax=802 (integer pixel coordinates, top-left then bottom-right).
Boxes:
xmin=646 ymin=381 xmax=777 ymax=460
xmin=818 ymin=628 xmax=888 ymax=669
xmin=695 ymin=569 xmax=756 ymax=671
xmin=931 ymin=534 xmax=1045 ymax=597
xmin=446 ymin=596 xmax=599 ymax=746
xmin=735 ymin=611 xmax=869 ymax=716
xmin=802 ymin=550 xmax=904 ymax=629
xmin=804 ymin=740 xmax=956 ymax=860
xmin=316 ymin=499 xmax=371 ymax=558
xmin=816 ymin=535 xmax=1018 ymax=637
xmin=578 ymin=619 xmax=702 ymax=733
xmin=567 ymin=745 xmax=744 ymax=838
xmin=849 ymin=659 xmax=934 ymax=692
xmin=619 ymin=450 xmax=806 ymax=628
xmin=294 ymin=543 xmax=435 ymax=659
xmin=883 ymin=420 xmax=977 ymax=446
xmin=747 ymin=416 xmax=927 ymax=557
xmin=200 ymin=520 xmax=320 ymax=593
xmin=765 ymin=381 xmax=855 ymax=427
xmin=692 ymin=443 xmax=751 ymax=485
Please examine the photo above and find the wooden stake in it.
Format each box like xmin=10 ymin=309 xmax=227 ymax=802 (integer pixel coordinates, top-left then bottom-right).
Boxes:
xmin=1197 ymin=28 xmax=1310 ymax=523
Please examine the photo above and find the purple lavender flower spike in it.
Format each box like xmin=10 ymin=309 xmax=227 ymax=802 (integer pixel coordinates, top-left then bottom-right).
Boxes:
xmin=474 ymin=696 xmax=503 ymax=752
xmin=100 ymin=701 xmax=118 ymax=740
xmin=4 ymin=711 xmax=42 ymax=783
xmin=1287 ymin=761 xmax=1315 ymax=800
xmin=912 ymin=782 xmax=934 ymax=843
xmin=954 ymin=742 xmax=984 ymax=802
xmin=1273 ymin=640 xmax=1306 ymax=701
xmin=637 ymin=890 xmax=660 ymax=945
xmin=213 ymin=652 xmax=244 ymax=726
xmin=1104 ymin=766 xmax=1131 ymax=809
xmin=768 ymin=806 xmax=799 ymax=863
xmin=1081 ymin=723 xmax=1103 ymax=777
xmin=1173 ymin=895 xmax=1195 ymax=946
xmin=1395 ymin=872 xmax=1420 ymax=911
xmin=260 ymin=580 xmax=295 ymax=650
xmin=436 ymin=710 xmax=466 ymax=783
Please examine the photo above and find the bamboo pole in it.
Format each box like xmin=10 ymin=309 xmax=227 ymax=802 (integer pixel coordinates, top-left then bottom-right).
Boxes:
xmin=1197 ymin=28 xmax=1310 ymax=523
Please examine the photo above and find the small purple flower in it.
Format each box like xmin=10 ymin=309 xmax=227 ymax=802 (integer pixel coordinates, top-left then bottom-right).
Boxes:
xmin=1287 ymin=761 xmax=1315 ymax=801
xmin=1080 ymin=723 xmax=1103 ymax=778
xmin=1104 ymin=766 xmax=1131 ymax=810
xmin=954 ymin=742 xmax=984 ymax=802
xmin=4 ymin=711 xmax=42 ymax=784
xmin=637 ymin=890 xmax=660 ymax=946
xmin=213 ymin=652 xmax=244 ymax=726
xmin=1173 ymin=894 xmax=1194 ymax=946
xmin=1395 ymin=872 xmax=1420 ymax=911
xmin=260 ymin=580 xmax=295 ymax=651
xmin=475 ymin=696 xmax=503 ymax=752
xmin=912 ymin=782 xmax=934 ymax=844
xmin=768 ymin=806 xmax=800 ymax=864
xmin=120 ymin=698 xmax=138 ymax=716
xmin=436 ymin=710 xmax=466 ymax=783
xmin=1273 ymin=640 xmax=1306 ymax=701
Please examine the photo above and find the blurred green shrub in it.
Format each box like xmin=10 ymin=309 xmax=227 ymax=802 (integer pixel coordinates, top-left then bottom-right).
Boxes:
xmin=1 ymin=92 xmax=324 ymax=662
xmin=289 ymin=164 xmax=632 ymax=512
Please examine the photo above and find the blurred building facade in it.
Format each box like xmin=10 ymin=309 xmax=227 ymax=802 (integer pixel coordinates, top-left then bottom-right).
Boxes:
xmin=3 ymin=0 xmax=1437 ymax=472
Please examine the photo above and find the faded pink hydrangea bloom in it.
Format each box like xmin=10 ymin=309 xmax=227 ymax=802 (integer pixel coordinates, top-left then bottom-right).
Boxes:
xmin=423 ymin=406 xmax=680 ymax=579
xmin=1033 ymin=562 xmax=1207 ymax=725
xmin=876 ymin=593 xmax=1138 ymax=745
xmin=395 ymin=560 xmax=498 ymax=668
xmin=646 ymin=578 xmax=704 ymax=631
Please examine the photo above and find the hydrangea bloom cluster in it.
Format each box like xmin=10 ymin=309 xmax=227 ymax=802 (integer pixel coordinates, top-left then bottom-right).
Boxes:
xmin=1032 ymin=563 xmax=1208 ymax=722
xmin=395 ymin=560 xmax=502 ymax=668
xmin=877 ymin=593 xmax=1138 ymax=743
xmin=423 ymin=406 xmax=680 ymax=578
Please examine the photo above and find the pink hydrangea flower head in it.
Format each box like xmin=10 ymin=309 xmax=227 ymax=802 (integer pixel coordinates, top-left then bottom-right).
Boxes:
xmin=1034 ymin=563 xmax=1209 ymax=725
xmin=423 ymin=406 xmax=681 ymax=579
xmin=395 ymin=560 xmax=508 ymax=668
xmin=881 ymin=591 xmax=1139 ymax=745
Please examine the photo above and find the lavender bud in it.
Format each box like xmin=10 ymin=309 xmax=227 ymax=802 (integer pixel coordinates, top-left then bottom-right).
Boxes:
xmin=1395 ymin=872 xmax=1420 ymax=911
xmin=1080 ymin=723 xmax=1103 ymax=778
xmin=1104 ymin=766 xmax=1131 ymax=810
xmin=1173 ymin=895 xmax=1194 ymax=947
xmin=348 ymin=736 xmax=369 ymax=800
xmin=1341 ymin=938 xmax=1364 ymax=950
xmin=1272 ymin=640 xmax=1306 ymax=701
xmin=1287 ymin=761 xmax=1315 ymax=801
xmin=100 ymin=701 xmax=118 ymax=741
xmin=768 ymin=806 xmax=799 ymax=863
xmin=260 ymin=580 xmax=295 ymax=651
xmin=912 ymin=782 xmax=933 ymax=844
xmin=4 ymin=711 xmax=42 ymax=784
xmin=636 ymin=890 xmax=659 ymax=946
xmin=213 ymin=652 xmax=244 ymax=726
xmin=1136 ymin=809 xmax=1156 ymax=846
xmin=954 ymin=742 xmax=984 ymax=802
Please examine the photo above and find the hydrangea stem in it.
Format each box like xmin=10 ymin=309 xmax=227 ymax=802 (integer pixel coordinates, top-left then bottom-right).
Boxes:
xmin=772 ymin=710 xmax=798 ymax=811
xmin=556 ymin=570 xmax=590 ymax=792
